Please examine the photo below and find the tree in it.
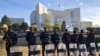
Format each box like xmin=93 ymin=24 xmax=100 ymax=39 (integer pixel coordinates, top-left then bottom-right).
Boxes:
xmin=2 ymin=24 xmax=8 ymax=32
xmin=53 ymin=22 xmax=62 ymax=31
xmin=61 ymin=21 xmax=66 ymax=31
xmin=0 ymin=22 xmax=2 ymax=31
xmin=32 ymin=25 xmax=39 ymax=31
xmin=1 ymin=15 xmax=11 ymax=26
xmin=0 ymin=22 xmax=2 ymax=26
xmin=12 ymin=23 xmax=20 ymax=31
xmin=74 ymin=27 xmax=79 ymax=31
xmin=43 ymin=17 xmax=52 ymax=30
xmin=87 ymin=27 xmax=94 ymax=31
xmin=20 ymin=22 xmax=29 ymax=31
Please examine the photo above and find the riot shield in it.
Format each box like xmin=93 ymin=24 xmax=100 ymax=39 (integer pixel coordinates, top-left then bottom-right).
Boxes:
xmin=97 ymin=43 xmax=100 ymax=56
xmin=10 ymin=46 xmax=22 ymax=56
xmin=69 ymin=43 xmax=78 ymax=56
xmin=79 ymin=44 xmax=87 ymax=56
xmin=45 ymin=44 xmax=55 ymax=56
xmin=90 ymin=42 xmax=97 ymax=56
xmin=58 ymin=43 xmax=66 ymax=56
xmin=29 ymin=45 xmax=42 ymax=56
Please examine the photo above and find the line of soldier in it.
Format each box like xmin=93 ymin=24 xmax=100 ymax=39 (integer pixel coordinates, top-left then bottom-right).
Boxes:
xmin=2 ymin=26 xmax=95 ymax=56
xmin=26 ymin=27 xmax=95 ymax=56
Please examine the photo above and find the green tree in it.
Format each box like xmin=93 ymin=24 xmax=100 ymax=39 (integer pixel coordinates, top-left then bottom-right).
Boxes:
xmin=12 ymin=23 xmax=21 ymax=31
xmin=0 ymin=22 xmax=2 ymax=26
xmin=32 ymin=25 xmax=39 ymax=31
xmin=53 ymin=22 xmax=62 ymax=31
xmin=74 ymin=27 xmax=79 ymax=31
xmin=1 ymin=15 xmax=11 ymax=26
xmin=43 ymin=17 xmax=52 ymax=30
xmin=0 ymin=22 xmax=2 ymax=31
xmin=20 ymin=22 xmax=29 ymax=31
xmin=2 ymin=24 xmax=8 ymax=32
xmin=61 ymin=21 xmax=66 ymax=31
xmin=87 ymin=27 xmax=94 ymax=31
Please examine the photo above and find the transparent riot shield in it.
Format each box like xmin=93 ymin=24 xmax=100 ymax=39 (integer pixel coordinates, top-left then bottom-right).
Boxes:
xmin=97 ymin=43 xmax=100 ymax=56
xmin=10 ymin=46 xmax=22 ymax=56
xmin=79 ymin=44 xmax=87 ymax=56
xmin=69 ymin=43 xmax=78 ymax=56
xmin=58 ymin=43 xmax=66 ymax=56
xmin=45 ymin=44 xmax=55 ymax=56
xmin=29 ymin=45 xmax=42 ymax=56
xmin=90 ymin=42 xmax=97 ymax=56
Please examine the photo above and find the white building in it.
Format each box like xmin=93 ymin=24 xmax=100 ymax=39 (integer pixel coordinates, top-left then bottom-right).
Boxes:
xmin=10 ymin=18 xmax=24 ymax=25
xmin=80 ymin=21 xmax=92 ymax=30
xmin=30 ymin=2 xmax=81 ymax=29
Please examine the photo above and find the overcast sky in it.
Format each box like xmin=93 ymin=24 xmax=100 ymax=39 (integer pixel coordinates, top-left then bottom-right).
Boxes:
xmin=0 ymin=0 xmax=100 ymax=26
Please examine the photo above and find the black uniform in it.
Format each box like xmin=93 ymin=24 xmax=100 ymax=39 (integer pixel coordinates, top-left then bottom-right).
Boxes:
xmin=51 ymin=32 xmax=60 ymax=51
xmin=87 ymin=32 xmax=95 ymax=43
xmin=62 ymin=32 xmax=70 ymax=56
xmin=78 ymin=33 xmax=85 ymax=44
xmin=26 ymin=31 xmax=37 ymax=45
xmin=26 ymin=31 xmax=37 ymax=56
xmin=40 ymin=31 xmax=49 ymax=44
xmin=71 ymin=34 xmax=78 ymax=43
xmin=78 ymin=31 xmax=85 ymax=55
xmin=3 ymin=31 xmax=18 ymax=56
xmin=40 ymin=31 xmax=49 ymax=56
xmin=87 ymin=31 xmax=95 ymax=55
xmin=70 ymin=31 xmax=78 ymax=51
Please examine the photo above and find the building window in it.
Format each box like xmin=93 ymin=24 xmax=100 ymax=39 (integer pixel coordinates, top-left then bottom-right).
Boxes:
xmin=41 ymin=24 xmax=44 ymax=27
xmin=71 ymin=11 xmax=73 ymax=18
xmin=57 ymin=17 xmax=63 ymax=23
xmin=43 ymin=7 xmax=44 ymax=13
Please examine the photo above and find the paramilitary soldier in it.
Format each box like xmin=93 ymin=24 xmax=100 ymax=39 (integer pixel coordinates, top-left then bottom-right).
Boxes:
xmin=62 ymin=29 xmax=70 ymax=56
xmin=78 ymin=30 xmax=86 ymax=55
xmin=3 ymin=26 xmax=18 ymax=56
xmin=87 ymin=29 xmax=95 ymax=56
xmin=70 ymin=29 xmax=79 ymax=51
xmin=78 ymin=30 xmax=85 ymax=44
xmin=26 ymin=27 xmax=37 ymax=56
xmin=40 ymin=27 xmax=49 ymax=56
xmin=51 ymin=29 xmax=60 ymax=55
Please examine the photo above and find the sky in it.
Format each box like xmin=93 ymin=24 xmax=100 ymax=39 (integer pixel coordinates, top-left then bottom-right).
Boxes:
xmin=0 ymin=0 xmax=100 ymax=27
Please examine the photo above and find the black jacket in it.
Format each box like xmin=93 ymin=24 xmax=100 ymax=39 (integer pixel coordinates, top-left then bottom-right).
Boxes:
xmin=26 ymin=31 xmax=37 ymax=44
xmin=87 ymin=32 xmax=95 ymax=42
xmin=3 ymin=31 xmax=18 ymax=46
xmin=40 ymin=31 xmax=49 ymax=43
xmin=78 ymin=33 xmax=85 ymax=44
xmin=51 ymin=33 xmax=60 ymax=44
xmin=71 ymin=34 xmax=78 ymax=43
xmin=62 ymin=32 xmax=70 ymax=44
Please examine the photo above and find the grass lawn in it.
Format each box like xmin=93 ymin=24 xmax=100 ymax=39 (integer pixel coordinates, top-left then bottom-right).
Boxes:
xmin=0 ymin=36 xmax=6 ymax=56
xmin=0 ymin=35 xmax=28 ymax=56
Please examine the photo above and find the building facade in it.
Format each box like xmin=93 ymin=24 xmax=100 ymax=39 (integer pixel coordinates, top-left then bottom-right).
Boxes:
xmin=10 ymin=18 xmax=24 ymax=25
xmin=80 ymin=21 xmax=92 ymax=30
xmin=30 ymin=2 xmax=81 ymax=30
